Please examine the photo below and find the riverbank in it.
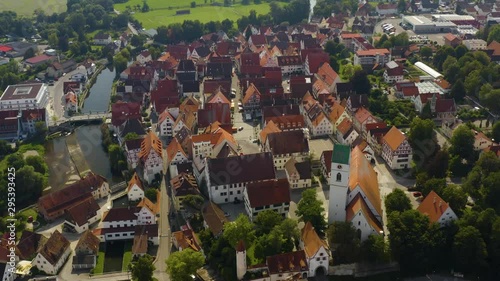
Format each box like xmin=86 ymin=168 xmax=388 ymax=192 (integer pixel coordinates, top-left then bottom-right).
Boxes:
xmin=78 ymin=64 xmax=106 ymax=109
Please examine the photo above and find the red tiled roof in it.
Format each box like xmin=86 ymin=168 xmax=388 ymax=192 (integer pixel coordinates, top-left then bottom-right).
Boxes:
xmin=266 ymin=251 xmax=308 ymax=275
xmin=356 ymin=48 xmax=390 ymax=56
xmin=246 ymin=179 xmax=290 ymax=208
xmin=434 ymin=99 xmax=456 ymax=113
xmin=25 ymin=55 xmax=52 ymax=64
xmin=38 ymin=230 xmax=70 ymax=266
xmin=111 ymin=102 xmax=141 ymax=127
xmin=417 ymin=190 xmax=451 ymax=223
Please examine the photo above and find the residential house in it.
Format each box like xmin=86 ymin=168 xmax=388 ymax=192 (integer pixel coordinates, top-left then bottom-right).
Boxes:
xmin=118 ymin=118 xmax=146 ymax=146
xmin=47 ymin=60 xmax=77 ymax=78
xmin=302 ymin=98 xmax=333 ymax=137
xmin=191 ymin=126 xmax=237 ymax=159
xmin=136 ymin=195 xmax=160 ymax=225
xmin=284 ymin=158 xmax=312 ymax=189
xmin=24 ymin=55 xmax=56 ymax=67
xmin=127 ymin=173 xmax=145 ymax=202
xmin=278 ymin=55 xmax=303 ymax=76
xmin=32 ymin=230 xmax=71 ymax=275
xmin=328 ymin=101 xmax=350 ymax=132
xmin=171 ymin=172 xmax=199 ymax=211
xmin=266 ymin=251 xmax=309 ymax=280
xmin=304 ymin=52 xmax=330 ymax=75
xmin=434 ymin=98 xmax=456 ymax=121
xmin=336 ymin=118 xmax=359 ymax=145
xmin=110 ymin=102 xmax=142 ymax=132
xmin=242 ymin=83 xmax=262 ymax=120
xmin=38 ymin=172 xmax=109 ymax=221
xmin=354 ymin=49 xmax=391 ymax=71
xmin=64 ymin=91 xmax=78 ymax=114
xmin=417 ymin=191 xmax=457 ymax=227
xmin=473 ymin=130 xmax=494 ymax=151
xmin=244 ymin=178 xmax=291 ymax=220
xmin=205 ymin=152 xmax=276 ymax=204
xmin=441 ymin=119 xmax=462 ymax=139
xmin=72 ymin=230 xmax=100 ymax=269
xmin=381 ymin=126 xmax=412 ymax=170
xmin=201 ymin=202 xmax=229 ymax=237
xmin=353 ymin=107 xmax=377 ymax=137
xmin=264 ymin=130 xmax=310 ymax=170
xmin=366 ymin=123 xmax=390 ymax=155
xmin=352 ymin=137 xmax=375 ymax=162
xmin=172 ymin=225 xmax=202 ymax=252
xmin=376 ymin=3 xmax=398 ymax=15
xmin=166 ymin=138 xmax=188 ymax=167
xmin=384 ymin=61 xmax=404 ymax=84
xmin=156 ymin=109 xmax=176 ymax=138
xmin=486 ymin=40 xmax=500 ymax=63
xmin=124 ymin=137 xmax=144 ymax=169
xmin=136 ymin=51 xmax=152 ymax=65
xmin=15 ymin=231 xmax=47 ymax=261
xmin=132 ymin=229 xmax=148 ymax=258
xmin=93 ymin=32 xmax=112 ymax=45
xmin=300 ymin=222 xmax=329 ymax=277
xmin=315 ymin=62 xmax=341 ymax=93
xmin=260 ymin=120 xmax=282 ymax=145
xmin=346 ymin=94 xmax=369 ymax=114
xmin=443 ymin=33 xmax=461 ymax=48
xmin=63 ymin=197 xmax=100 ymax=234
xmin=138 ymin=131 xmax=164 ymax=184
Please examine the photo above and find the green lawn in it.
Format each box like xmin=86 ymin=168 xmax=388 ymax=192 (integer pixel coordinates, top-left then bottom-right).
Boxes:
xmin=93 ymin=250 xmax=106 ymax=275
xmin=0 ymin=0 xmax=67 ymax=15
xmin=122 ymin=241 xmax=133 ymax=272
xmin=115 ymin=1 xmax=274 ymax=29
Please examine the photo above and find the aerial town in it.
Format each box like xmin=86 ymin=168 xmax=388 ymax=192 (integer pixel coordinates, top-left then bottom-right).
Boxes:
xmin=0 ymin=0 xmax=500 ymax=281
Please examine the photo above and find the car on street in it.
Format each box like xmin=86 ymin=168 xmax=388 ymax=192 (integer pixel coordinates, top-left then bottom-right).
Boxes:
xmin=238 ymin=126 xmax=243 ymax=131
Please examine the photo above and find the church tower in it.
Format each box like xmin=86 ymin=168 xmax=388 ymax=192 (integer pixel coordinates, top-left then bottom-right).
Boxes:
xmin=236 ymin=240 xmax=247 ymax=280
xmin=328 ymin=144 xmax=351 ymax=224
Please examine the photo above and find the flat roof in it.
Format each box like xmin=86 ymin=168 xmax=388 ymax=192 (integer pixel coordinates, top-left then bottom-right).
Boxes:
xmin=432 ymin=14 xmax=475 ymax=21
xmin=1 ymin=83 xmax=44 ymax=101
xmin=404 ymin=16 xmax=433 ymax=25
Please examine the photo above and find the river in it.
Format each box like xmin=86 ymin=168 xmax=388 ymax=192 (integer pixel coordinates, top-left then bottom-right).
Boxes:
xmin=81 ymin=65 xmax=116 ymax=114
xmin=44 ymin=125 xmax=119 ymax=193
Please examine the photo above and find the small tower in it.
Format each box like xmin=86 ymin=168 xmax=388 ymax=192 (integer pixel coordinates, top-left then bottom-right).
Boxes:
xmin=328 ymin=144 xmax=351 ymax=224
xmin=236 ymin=240 xmax=247 ymax=280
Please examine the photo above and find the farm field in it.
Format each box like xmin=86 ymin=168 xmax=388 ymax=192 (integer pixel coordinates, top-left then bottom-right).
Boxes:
xmin=115 ymin=0 xmax=274 ymax=28
xmin=0 ymin=0 xmax=66 ymax=15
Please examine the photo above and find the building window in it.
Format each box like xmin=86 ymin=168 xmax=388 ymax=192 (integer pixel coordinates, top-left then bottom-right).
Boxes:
xmin=336 ymin=173 xmax=341 ymax=182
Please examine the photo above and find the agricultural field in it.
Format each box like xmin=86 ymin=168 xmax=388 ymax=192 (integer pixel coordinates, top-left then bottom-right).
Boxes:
xmin=0 ymin=0 xmax=66 ymax=16
xmin=115 ymin=0 xmax=274 ymax=28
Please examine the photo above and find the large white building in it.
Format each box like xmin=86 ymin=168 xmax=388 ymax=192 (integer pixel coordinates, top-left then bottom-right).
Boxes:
xmin=205 ymin=153 xmax=276 ymax=204
xmin=0 ymin=83 xmax=49 ymax=111
xmin=243 ymin=178 xmax=291 ymax=220
xmin=328 ymin=144 xmax=383 ymax=241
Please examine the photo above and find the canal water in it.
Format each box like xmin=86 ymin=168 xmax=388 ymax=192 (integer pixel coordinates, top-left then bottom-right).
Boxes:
xmin=44 ymin=65 xmax=119 ymax=192
xmin=81 ymin=65 xmax=116 ymax=114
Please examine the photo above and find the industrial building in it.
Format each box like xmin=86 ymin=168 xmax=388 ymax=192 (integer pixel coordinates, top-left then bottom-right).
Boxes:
xmin=402 ymin=16 xmax=456 ymax=33
xmin=414 ymin=62 xmax=443 ymax=79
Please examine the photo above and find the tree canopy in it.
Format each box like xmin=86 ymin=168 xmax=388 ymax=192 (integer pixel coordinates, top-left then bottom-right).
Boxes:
xmin=131 ymin=254 xmax=155 ymax=281
xmin=223 ymin=214 xmax=255 ymax=247
xmin=295 ymin=189 xmax=327 ymax=235
xmin=385 ymin=189 xmax=412 ymax=215
xmin=166 ymin=249 xmax=205 ymax=281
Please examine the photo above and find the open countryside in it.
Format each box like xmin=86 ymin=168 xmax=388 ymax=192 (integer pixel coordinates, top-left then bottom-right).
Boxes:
xmin=0 ymin=0 xmax=66 ymax=15
xmin=114 ymin=0 xmax=275 ymax=28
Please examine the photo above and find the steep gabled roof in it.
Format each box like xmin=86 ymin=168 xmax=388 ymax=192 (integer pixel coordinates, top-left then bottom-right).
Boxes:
xmin=266 ymin=250 xmax=308 ymax=275
xmin=382 ymin=126 xmax=407 ymax=151
xmin=346 ymin=193 xmax=383 ymax=232
xmin=166 ymin=138 xmax=187 ymax=164
xmin=137 ymin=194 xmax=160 ymax=215
xmin=65 ymin=196 xmax=100 ymax=227
xmin=329 ymin=102 xmax=346 ymax=124
xmin=242 ymin=83 xmax=262 ymax=104
xmin=260 ymin=120 xmax=282 ymax=144
xmin=266 ymin=130 xmax=309 ymax=155
xmin=349 ymin=147 xmax=382 ymax=218
xmin=38 ymin=230 xmax=70 ymax=266
xmin=138 ymin=131 xmax=163 ymax=162
xmin=202 ymin=201 xmax=229 ymax=236
xmin=301 ymin=222 xmax=328 ymax=258
xmin=316 ymin=62 xmax=339 ymax=86
xmin=75 ymin=230 xmax=100 ymax=255
xmin=246 ymin=179 xmax=290 ymax=208
xmin=171 ymin=172 xmax=199 ymax=197
xmin=417 ymin=190 xmax=452 ymax=223
xmin=16 ymin=231 xmax=47 ymax=260
xmin=354 ymin=107 xmax=375 ymax=124
xmin=127 ymin=172 xmax=144 ymax=192
xmin=337 ymin=118 xmax=353 ymax=136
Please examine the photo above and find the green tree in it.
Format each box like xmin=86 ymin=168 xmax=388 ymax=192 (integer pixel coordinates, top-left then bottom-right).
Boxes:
xmin=254 ymin=210 xmax=282 ymax=236
xmin=48 ymin=32 xmax=59 ymax=48
xmin=360 ymin=234 xmax=389 ymax=263
xmin=114 ymin=54 xmax=128 ymax=76
xmin=385 ymin=189 xmax=412 ymax=214
xmin=487 ymin=24 xmax=500 ymax=43
xmin=131 ymin=254 xmax=155 ymax=281
xmin=441 ymin=184 xmax=467 ymax=216
xmin=276 ymin=219 xmax=300 ymax=251
xmin=408 ymin=117 xmax=435 ymax=145
xmin=398 ymin=0 xmax=406 ymax=13
xmin=455 ymin=44 xmax=469 ymax=59
xmin=425 ymin=149 xmax=449 ymax=178
xmin=144 ymin=188 xmax=158 ymax=203
xmin=420 ymin=46 xmax=433 ymax=59
xmin=7 ymin=153 xmax=25 ymax=170
xmin=190 ymin=1 xmax=196 ymax=8
xmin=25 ymin=155 xmax=48 ymax=175
xmin=166 ymin=249 xmax=205 ymax=281
xmin=296 ymin=189 xmax=327 ymax=235
xmin=351 ymin=70 xmax=371 ymax=95
xmin=223 ymin=213 xmax=255 ymax=247
xmin=16 ymin=165 xmax=46 ymax=206
xmin=388 ymin=210 xmax=445 ymax=273
xmin=141 ymin=0 xmax=150 ymax=12
xmin=449 ymin=125 xmax=475 ymax=161
xmin=182 ymin=194 xmax=204 ymax=211
xmin=453 ymin=226 xmax=487 ymax=273
xmin=0 ymin=140 xmax=13 ymax=156
xmin=422 ymin=177 xmax=447 ymax=197
xmin=464 ymin=69 xmax=483 ymax=97
xmin=492 ymin=121 xmax=500 ymax=143
xmin=450 ymin=79 xmax=466 ymax=101
xmin=124 ymin=132 xmax=140 ymax=141
xmin=131 ymin=35 xmax=146 ymax=47
xmin=327 ymin=221 xmax=360 ymax=264
xmin=254 ymin=229 xmax=285 ymax=261
xmin=242 ymin=0 xmax=250 ymax=4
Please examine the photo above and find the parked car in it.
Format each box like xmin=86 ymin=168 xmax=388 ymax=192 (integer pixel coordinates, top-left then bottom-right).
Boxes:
xmin=238 ymin=126 xmax=243 ymax=131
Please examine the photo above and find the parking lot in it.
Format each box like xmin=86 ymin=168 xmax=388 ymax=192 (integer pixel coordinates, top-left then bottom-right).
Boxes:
xmin=376 ymin=17 xmax=446 ymax=46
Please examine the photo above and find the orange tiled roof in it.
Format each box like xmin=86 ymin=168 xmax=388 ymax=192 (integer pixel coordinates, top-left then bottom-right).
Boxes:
xmin=260 ymin=120 xmax=282 ymax=144
xmin=329 ymin=102 xmax=345 ymax=124
xmin=354 ymin=107 xmax=374 ymax=124
xmin=417 ymin=190 xmax=451 ymax=223
xmin=337 ymin=118 xmax=353 ymax=135
xmin=137 ymin=191 xmax=160 ymax=215
xmin=207 ymin=90 xmax=231 ymax=104
xmin=349 ymin=147 xmax=382 ymax=218
xmin=127 ymin=172 xmax=143 ymax=192
xmin=301 ymin=222 xmax=328 ymax=258
xmin=382 ymin=126 xmax=406 ymax=151
xmin=243 ymin=83 xmax=261 ymax=104
xmin=317 ymin=62 xmax=339 ymax=86
xmin=138 ymin=131 xmax=163 ymax=161
xmin=346 ymin=194 xmax=383 ymax=233
xmin=180 ymin=96 xmax=200 ymax=114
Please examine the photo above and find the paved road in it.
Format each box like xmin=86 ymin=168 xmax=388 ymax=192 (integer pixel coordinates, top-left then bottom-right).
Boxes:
xmin=48 ymin=67 xmax=88 ymax=121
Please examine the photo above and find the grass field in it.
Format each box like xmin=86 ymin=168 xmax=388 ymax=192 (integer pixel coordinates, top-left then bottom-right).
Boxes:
xmin=0 ymin=0 xmax=67 ymax=16
xmin=115 ymin=0 xmax=273 ymax=29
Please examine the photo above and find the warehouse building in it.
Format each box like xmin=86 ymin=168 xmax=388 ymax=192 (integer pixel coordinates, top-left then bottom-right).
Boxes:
xmin=402 ymin=16 xmax=456 ymax=33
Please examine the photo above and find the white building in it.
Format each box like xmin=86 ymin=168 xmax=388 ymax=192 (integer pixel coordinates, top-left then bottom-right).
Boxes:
xmin=381 ymin=126 xmax=413 ymax=170
xmin=0 ymin=83 xmax=49 ymax=111
xmin=463 ymin=39 xmax=487 ymax=51
xmin=127 ymin=173 xmax=145 ymax=202
xmin=300 ymin=222 xmax=329 ymax=277
xmin=243 ymin=178 xmax=291 ymax=221
xmin=284 ymin=158 xmax=312 ymax=189
xmin=32 ymin=230 xmax=71 ymax=275
xmin=205 ymin=153 xmax=276 ymax=204
xmin=264 ymin=130 xmax=310 ymax=170
xmin=354 ymin=49 xmax=391 ymax=69
xmin=328 ymin=144 xmax=384 ymax=241
xmin=417 ymin=190 xmax=457 ymax=227
xmin=64 ymin=197 xmax=101 ymax=234
xmin=139 ymin=131 xmax=163 ymax=184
